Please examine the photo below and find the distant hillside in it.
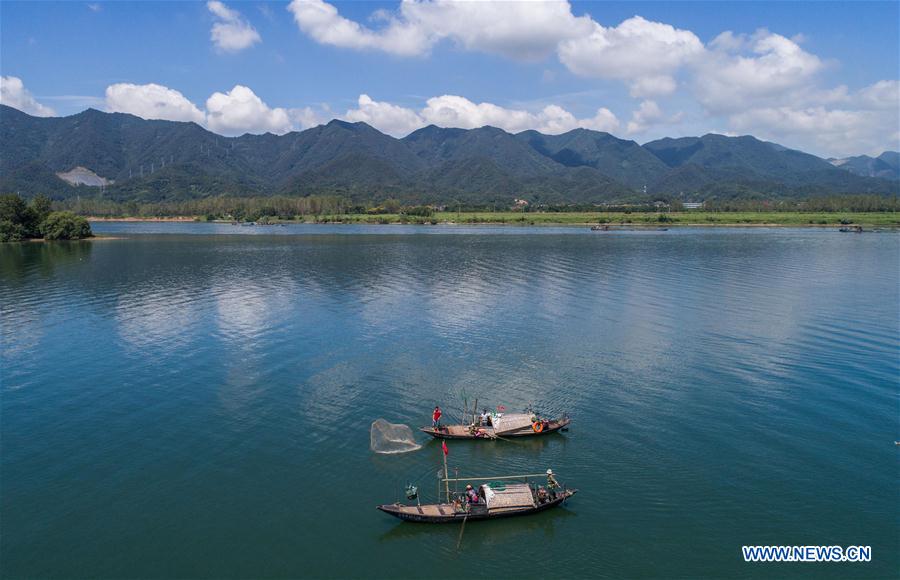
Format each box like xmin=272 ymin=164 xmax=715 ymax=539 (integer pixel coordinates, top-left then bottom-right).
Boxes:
xmin=1 ymin=105 xmax=895 ymax=204
xmin=642 ymin=134 xmax=894 ymax=196
xmin=829 ymin=152 xmax=900 ymax=180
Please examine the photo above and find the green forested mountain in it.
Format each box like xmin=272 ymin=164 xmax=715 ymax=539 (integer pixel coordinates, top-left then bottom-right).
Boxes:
xmin=1 ymin=104 xmax=896 ymax=204
xmin=516 ymin=128 xmax=670 ymax=190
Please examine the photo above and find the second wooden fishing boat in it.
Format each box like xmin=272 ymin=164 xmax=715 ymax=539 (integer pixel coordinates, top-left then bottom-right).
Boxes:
xmin=377 ymin=472 xmax=577 ymax=523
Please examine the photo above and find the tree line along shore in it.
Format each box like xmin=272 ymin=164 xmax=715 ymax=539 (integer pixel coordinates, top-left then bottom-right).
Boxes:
xmin=3 ymin=193 xmax=899 ymax=238
xmin=80 ymin=211 xmax=899 ymax=227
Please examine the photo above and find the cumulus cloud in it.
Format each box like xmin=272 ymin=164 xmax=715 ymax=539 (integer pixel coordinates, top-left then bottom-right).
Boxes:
xmin=0 ymin=76 xmax=55 ymax=117
xmin=727 ymin=80 xmax=900 ymax=156
xmin=105 ymin=83 xmax=206 ymax=123
xmin=693 ymin=29 xmax=824 ymax=113
xmin=398 ymin=0 xmax=593 ymax=60
xmin=626 ymin=100 xmax=663 ymax=134
xmin=290 ymin=106 xmax=326 ymax=130
xmin=104 ymin=83 xmax=294 ymax=135
xmin=208 ymin=0 xmax=261 ymax=53
xmin=678 ymin=30 xmax=899 ymax=155
xmin=286 ymin=0 xmax=428 ymax=57
xmin=728 ymin=107 xmax=891 ymax=158
xmin=558 ymin=16 xmax=703 ymax=97
xmin=857 ymin=80 xmax=900 ymax=110
xmin=206 ymin=85 xmax=292 ymax=135
xmin=344 ymin=94 xmax=425 ymax=136
xmin=341 ymin=93 xmax=619 ymax=136
xmin=286 ymin=0 xmax=591 ymax=60
xmin=421 ymin=95 xmax=618 ymax=134
xmin=100 ymin=82 xmax=622 ymax=138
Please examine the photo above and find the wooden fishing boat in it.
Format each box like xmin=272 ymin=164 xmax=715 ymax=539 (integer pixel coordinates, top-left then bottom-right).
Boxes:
xmin=421 ymin=413 xmax=570 ymax=440
xmin=377 ymin=473 xmax=577 ymax=523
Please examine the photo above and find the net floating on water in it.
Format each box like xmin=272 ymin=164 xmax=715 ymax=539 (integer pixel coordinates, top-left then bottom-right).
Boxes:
xmin=370 ymin=419 xmax=422 ymax=454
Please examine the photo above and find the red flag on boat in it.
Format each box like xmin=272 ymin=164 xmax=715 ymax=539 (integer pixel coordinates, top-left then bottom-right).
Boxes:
xmin=442 ymin=441 xmax=448 ymax=456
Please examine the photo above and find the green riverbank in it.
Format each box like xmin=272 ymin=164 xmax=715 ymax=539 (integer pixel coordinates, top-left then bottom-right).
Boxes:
xmin=200 ymin=211 xmax=900 ymax=227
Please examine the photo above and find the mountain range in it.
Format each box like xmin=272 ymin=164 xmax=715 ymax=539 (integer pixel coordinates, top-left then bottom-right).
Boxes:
xmin=1 ymin=104 xmax=896 ymax=204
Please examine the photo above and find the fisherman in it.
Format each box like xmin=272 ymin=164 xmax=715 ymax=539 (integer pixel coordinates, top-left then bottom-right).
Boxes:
xmin=432 ymin=405 xmax=442 ymax=428
xmin=546 ymin=469 xmax=560 ymax=498
xmin=480 ymin=408 xmax=491 ymax=426
xmin=465 ymin=484 xmax=480 ymax=504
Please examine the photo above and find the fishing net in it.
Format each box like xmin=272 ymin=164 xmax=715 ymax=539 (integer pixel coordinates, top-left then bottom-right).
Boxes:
xmin=370 ymin=419 xmax=422 ymax=454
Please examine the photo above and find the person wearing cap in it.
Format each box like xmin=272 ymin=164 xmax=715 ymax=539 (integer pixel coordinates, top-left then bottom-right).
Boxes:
xmin=546 ymin=469 xmax=559 ymax=497
xmin=465 ymin=484 xmax=480 ymax=504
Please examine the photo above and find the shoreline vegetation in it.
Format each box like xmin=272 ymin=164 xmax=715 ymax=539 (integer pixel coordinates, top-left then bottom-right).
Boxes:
xmin=84 ymin=211 xmax=900 ymax=227
xmin=1 ymin=194 xmax=92 ymax=242
xmin=3 ymin=193 xmax=898 ymax=239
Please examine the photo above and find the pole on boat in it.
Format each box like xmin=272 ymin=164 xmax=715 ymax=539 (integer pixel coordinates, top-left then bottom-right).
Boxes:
xmin=472 ymin=398 xmax=478 ymax=426
xmin=442 ymin=442 xmax=451 ymax=503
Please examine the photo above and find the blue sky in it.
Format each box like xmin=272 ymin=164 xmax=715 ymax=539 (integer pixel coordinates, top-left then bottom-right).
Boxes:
xmin=1 ymin=1 xmax=898 ymax=157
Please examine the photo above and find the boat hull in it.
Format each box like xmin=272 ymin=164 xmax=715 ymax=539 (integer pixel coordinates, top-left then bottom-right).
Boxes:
xmin=420 ymin=417 xmax=570 ymax=440
xmin=377 ymin=489 xmax=576 ymax=523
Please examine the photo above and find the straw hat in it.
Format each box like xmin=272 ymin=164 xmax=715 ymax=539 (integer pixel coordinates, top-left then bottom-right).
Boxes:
xmin=546 ymin=469 xmax=553 ymax=475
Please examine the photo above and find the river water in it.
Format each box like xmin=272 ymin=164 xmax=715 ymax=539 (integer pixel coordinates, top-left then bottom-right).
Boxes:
xmin=2 ymin=224 xmax=897 ymax=578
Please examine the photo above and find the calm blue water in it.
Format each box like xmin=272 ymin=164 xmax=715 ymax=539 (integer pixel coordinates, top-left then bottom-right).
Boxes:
xmin=2 ymin=224 xmax=898 ymax=578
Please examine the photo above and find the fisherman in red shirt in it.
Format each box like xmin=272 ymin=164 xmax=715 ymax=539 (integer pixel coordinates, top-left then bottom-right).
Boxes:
xmin=432 ymin=406 xmax=442 ymax=428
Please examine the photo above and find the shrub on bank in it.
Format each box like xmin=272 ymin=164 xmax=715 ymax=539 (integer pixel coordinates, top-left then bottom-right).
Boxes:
xmin=40 ymin=212 xmax=93 ymax=240
xmin=0 ymin=194 xmax=93 ymax=242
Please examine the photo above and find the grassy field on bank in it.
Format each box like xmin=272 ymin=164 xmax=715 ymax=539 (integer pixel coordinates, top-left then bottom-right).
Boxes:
xmin=277 ymin=211 xmax=900 ymax=226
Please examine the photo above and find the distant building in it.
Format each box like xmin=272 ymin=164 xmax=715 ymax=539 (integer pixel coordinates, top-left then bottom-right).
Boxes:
xmin=512 ymin=198 xmax=529 ymax=209
xmin=683 ymin=202 xmax=704 ymax=210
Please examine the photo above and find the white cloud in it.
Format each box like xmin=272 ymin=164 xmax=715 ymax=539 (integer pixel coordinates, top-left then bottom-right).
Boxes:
xmin=208 ymin=0 xmax=261 ymax=53
xmin=557 ymin=16 xmax=703 ymax=97
xmin=341 ymin=93 xmax=619 ymax=136
xmin=105 ymin=83 xmax=206 ymax=123
xmin=728 ymin=106 xmax=893 ymax=158
xmin=290 ymin=106 xmax=326 ymax=130
xmin=287 ymin=0 xmax=428 ymax=57
xmin=727 ymin=80 xmax=900 ymax=156
xmin=857 ymin=80 xmax=900 ymax=110
xmin=205 ymin=85 xmax=292 ymax=135
xmin=0 ymin=76 xmax=56 ymax=117
xmin=87 ymin=3 xmax=101 ymax=12
xmin=626 ymin=100 xmax=663 ymax=134
xmin=286 ymin=0 xmax=592 ymax=60
xmin=693 ymin=29 xmax=824 ymax=113
xmin=398 ymin=0 xmax=593 ymax=60
xmin=105 ymin=82 xmax=295 ymax=136
xmin=344 ymin=94 xmax=425 ymax=136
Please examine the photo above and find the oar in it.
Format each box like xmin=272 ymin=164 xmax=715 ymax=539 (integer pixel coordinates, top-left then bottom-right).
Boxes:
xmin=456 ymin=514 xmax=468 ymax=550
